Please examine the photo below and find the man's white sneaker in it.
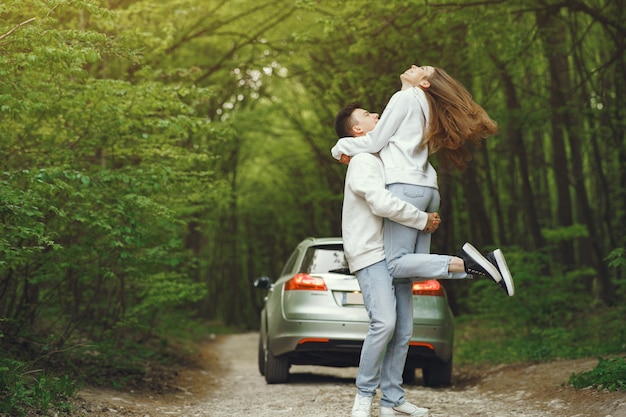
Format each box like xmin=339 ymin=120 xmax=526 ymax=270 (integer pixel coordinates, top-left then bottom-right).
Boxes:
xmin=351 ymin=393 xmax=373 ymax=417
xmin=379 ymin=401 xmax=429 ymax=416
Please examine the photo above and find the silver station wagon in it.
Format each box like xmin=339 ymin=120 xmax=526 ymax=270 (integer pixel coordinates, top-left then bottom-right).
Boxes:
xmin=254 ymin=237 xmax=454 ymax=387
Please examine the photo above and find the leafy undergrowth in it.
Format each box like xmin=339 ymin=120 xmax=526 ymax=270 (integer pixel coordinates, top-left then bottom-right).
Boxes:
xmin=0 ymin=337 xmax=185 ymax=417
xmin=569 ymin=356 xmax=626 ymax=392
xmin=453 ymin=305 xmax=626 ymax=392
xmin=452 ymin=250 xmax=626 ymax=393
xmin=0 ymin=321 xmax=236 ymax=417
xmin=0 ymin=360 xmax=80 ymax=417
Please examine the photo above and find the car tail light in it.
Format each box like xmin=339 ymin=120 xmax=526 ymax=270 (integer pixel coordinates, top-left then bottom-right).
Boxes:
xmin=412 ymin=279 xmax=445 ymax=296
xmin=284 ymin=273 xmax=328 ymax=291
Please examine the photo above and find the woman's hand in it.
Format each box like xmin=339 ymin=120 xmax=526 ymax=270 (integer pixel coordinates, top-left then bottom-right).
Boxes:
xmin=424 ymin=212 xmax=441 ymax=234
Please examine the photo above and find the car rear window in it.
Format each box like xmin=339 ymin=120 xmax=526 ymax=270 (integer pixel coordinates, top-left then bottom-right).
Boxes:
xmin=300 ymin=245 xmax=348 ymax=274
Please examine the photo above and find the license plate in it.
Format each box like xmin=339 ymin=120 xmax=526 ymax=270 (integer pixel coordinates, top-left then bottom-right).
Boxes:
xmin=342 ymin=291 xmax=364 ymax=305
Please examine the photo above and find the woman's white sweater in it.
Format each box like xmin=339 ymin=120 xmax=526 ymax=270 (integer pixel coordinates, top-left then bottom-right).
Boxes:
xmin=331 ymin=87 xmax=438 ymax=189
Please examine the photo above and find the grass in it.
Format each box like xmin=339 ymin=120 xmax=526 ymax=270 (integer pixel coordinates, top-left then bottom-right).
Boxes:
xmin=0 ymin=358 xmax=81 ymax=417
xmin=451 ymin=246 xmax=626 ymax=392
xmin=453 ymin=304 xmax=626 ymax=391
xmin=569 ymin=356 xmax=626 ymax=391
xmin=0 ymin=318 xmax=240 ymax=416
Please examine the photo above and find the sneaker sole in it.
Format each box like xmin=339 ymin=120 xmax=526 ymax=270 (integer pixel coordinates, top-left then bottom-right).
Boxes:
xmin=494 ymin=249 xmax=515 ymax=296
xmin=462 ymin=242 xmax=502 ymax=283
xmin=379 ymin=408 xmax=429 ymax=417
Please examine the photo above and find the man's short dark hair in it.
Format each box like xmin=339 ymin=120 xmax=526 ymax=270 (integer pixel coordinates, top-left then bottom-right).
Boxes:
xmin=334 ymin=102 xmax=361 ymax=138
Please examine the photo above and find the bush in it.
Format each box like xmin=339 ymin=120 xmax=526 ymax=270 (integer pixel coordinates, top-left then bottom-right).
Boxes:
xmin=569 ymin=357 xmax=626 ymax=391
xmin=0 ymin=357 xmax=81 ymax=416
xmin=454 ymin=245 xmax=626 ymax=365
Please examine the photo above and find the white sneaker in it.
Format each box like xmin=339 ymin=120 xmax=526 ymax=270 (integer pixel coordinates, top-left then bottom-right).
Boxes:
xmin=493 ymin=249 xmax=515 ymax=296
xmin=351 ymin=393 xmax=373 ymax=417
xmin=379 ymin=401 xmax=429 ymax=416
xmin=460 ymin=243 xmax=515 ymax=296
xmin=460 ymin=242 xmax=503 ymax=283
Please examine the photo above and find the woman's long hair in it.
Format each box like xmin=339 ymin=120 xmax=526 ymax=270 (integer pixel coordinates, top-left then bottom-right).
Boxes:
xmin=422 ymin=68 xmax=498 ymax=169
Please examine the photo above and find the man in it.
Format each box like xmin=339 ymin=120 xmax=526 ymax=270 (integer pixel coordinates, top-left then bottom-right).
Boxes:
xmin=336 ymin=103 xmax=436 ymax=417
xmin=336 ymin=103 xmax=513 ymax=417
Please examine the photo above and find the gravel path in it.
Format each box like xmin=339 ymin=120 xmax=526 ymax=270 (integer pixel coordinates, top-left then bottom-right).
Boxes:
xmin=76 ymin=332 xmax=626 ymax=417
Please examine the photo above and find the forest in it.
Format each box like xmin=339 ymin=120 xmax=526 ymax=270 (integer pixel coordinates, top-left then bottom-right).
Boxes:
xmin=1 ymin=0 xmax=625 ymax=415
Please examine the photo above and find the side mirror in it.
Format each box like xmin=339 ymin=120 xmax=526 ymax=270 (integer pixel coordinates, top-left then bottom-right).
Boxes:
xmin=253 ymin=276 xmax=272 ymax=290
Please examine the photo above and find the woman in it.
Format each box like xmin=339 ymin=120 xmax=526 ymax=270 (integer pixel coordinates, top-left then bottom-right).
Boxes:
xmin=332 ymin=65 xmax=512 ymax=295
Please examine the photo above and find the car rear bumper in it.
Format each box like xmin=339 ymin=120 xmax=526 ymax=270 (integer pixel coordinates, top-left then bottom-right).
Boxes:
xmin=269 ymin=319 xmax=368 ymax=357
xmin=267 ymin=319 xmax=453 ymax=363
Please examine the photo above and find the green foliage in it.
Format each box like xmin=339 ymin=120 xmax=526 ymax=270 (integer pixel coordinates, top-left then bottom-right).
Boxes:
xmin=569 ymin=357 xmax=626 ymax=392
xmin=462 ymin=246 xmax=594 ymax=328
xmin=541 ymin=224 xmax=589 ymax=243
xmin=455 ymin=302 xmax=626 ymax=367
xmin=606 ymin=248 xmax=626 ymax=270
xmin=0 ymin=357 xmax=81 ymax=417
xmin=1 ymin=0 xmax=230 ymax=352
xmin=455 ymin=246 xmax=626 ymax=365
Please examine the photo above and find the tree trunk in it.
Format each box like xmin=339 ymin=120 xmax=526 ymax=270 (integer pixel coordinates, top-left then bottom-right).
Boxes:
xmin=569 ymin=35 xmax=617 ymax=304
xmin=536 ymin=7 xmax=575 ymax=266
xmin=462 ymin=163 xmax=494 ymax=247
xmin=492 ymin=56 xmax=546 ymax=250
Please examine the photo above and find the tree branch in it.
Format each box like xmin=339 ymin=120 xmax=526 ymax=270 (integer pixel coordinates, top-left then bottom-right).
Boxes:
xmin=0 ymin=17 xmax=37 ymax=41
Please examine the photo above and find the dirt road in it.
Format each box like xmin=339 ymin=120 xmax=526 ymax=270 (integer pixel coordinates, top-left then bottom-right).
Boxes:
xmin=76 ymin=332 xmax=626 ymax=417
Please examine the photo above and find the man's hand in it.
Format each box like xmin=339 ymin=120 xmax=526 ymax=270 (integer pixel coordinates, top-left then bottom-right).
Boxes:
xmin=424 ymin=212 xmax=441 ymax=234
xmin=339 ymin=154 xmax=351 ymax=165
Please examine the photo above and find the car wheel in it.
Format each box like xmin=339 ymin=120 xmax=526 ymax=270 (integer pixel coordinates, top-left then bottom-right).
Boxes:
xmin=402 ymin=365 xmax=416 ymax=385
xmin=422 ymin=357 xmax=452 ymax=387
xmin=257 ymin=334 xmax=266 ymax=376
xmin=264 ymin=344 xmax=290 ymax=384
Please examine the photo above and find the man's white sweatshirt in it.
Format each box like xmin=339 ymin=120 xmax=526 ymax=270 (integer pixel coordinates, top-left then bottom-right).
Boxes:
xmin=331 ymin=87 xmax=438 ymax=189
xmin=342 ymin=153 xmax=428 ymax=273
